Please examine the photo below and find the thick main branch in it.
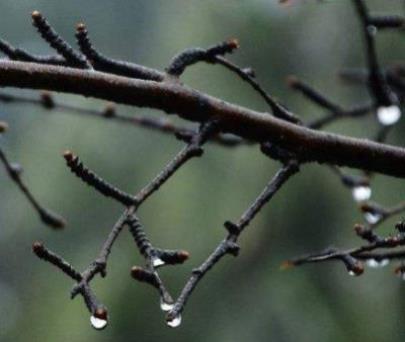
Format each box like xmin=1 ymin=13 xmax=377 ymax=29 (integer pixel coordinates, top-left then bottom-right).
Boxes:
xmin=1 ymin=60 xmax=405 ymax=177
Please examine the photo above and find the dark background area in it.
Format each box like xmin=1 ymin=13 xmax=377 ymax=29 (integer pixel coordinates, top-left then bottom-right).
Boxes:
xmin=1 ymin=1 xmax=405 ymax=341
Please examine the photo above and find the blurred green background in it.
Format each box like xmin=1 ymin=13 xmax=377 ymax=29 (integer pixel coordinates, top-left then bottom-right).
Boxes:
xmin=1 ymin=0 xmax=405 ymax=341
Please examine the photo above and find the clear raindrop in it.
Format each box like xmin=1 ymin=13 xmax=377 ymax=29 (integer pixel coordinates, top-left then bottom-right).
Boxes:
xmin=152 ymin=257 xmax=165 ymax=267
xmin=90 ymin=315 xmax=108 ymax=330
xmin=160 ymin=298 xmax=174 ymax=312
xmin=366 ymin=259 xmax=389 ymax=268
xmin=166 ymin=314 xmax=182 ymax=328
xmin=367 ymin=25 xmax=377 ymax=36
xmin=348 ymin=270 xmax=357 ymax=277
xmin=364 ymin=212 xmax=381 ymax=225
xmin=377 ymin=105 xmax=401 ymax=126
xmin=352 ymin=186 xmax=371 ymax=202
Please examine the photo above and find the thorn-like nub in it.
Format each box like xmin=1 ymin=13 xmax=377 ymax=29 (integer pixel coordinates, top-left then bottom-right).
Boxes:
xmin=348 ymin=261 xmax=365 ymax=276
xmin=103 ymin=103 xmax=116 ymax=118
xmin=32 ymin=241 xmax=45 ymax=255
xmin=40 ymin=91 xmax=54 ymax=109
xmin=224 ymin=221 xmax=239 ymax=235
xmin=31 ymin=10 xmax=42 ymax=19
xmin=354 ymin=223 xmax=366 ymax=235
xmin=130 ymin=266 xmax=145 ymax=280
xmin=63 ymin=150 xmax=75 ymax=162
xmin=228 ymin=38 xmax=240 ymax=50
xmin=177 ymin=250 xmax=190 ymax=262
xmin=0 ymin=121 xmax=8 ymax=133
xmin=280 ymin=260 xmax=295 ymax=270
xmin=286 ymin=75 xmax=299 ymax=88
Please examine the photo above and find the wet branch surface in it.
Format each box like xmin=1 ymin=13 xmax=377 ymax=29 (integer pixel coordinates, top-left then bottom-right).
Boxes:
xmin=1 ymin=0 xmax=405 ymax=330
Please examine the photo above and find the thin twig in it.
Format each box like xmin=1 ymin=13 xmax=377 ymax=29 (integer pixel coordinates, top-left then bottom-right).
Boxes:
xmin=0 ymin=91 xmax=245 ymax=147
xmin=75 ymin=23 xmax=163 ymax=81
xmin=0 ymin=146 xmax=65 ymax=228
xmin=167 ymin=161 xmax=299 ymax=323
xmin=0 ymin=38 xmax=66 ymax=65
xmin=31 ymin=11 xmax=91 ymax=69
xmin=63 ymin=150 xmax=137 ymax=206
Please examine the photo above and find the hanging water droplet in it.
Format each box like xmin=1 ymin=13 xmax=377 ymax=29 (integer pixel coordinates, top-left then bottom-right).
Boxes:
xmin=367 ymin=25 xmax=378 ymax=36
xmin=364 ymin=212 xmax=381 ymax=224
xmin=160 ymin=297 xmax=174 ymax=312
xmin=366 ymin=259 xmax=389 ymax=268
xmin=152 ymin=257 xmax=165 ymax=267
xmin=348 ymin=270 xmax=357 ymax=277
xmin=90 ymin=315 xmax=108 ymax=330
xmin=352 ymin=186 xmax=371 ymax=202
xmin=166 ymin=314 xmax=182 ymax=328
xmin=377 ymin=105 xmax=401 ymax=126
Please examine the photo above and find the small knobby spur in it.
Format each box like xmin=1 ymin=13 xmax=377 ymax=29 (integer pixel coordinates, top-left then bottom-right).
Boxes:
xmin=1 ymin=0 xmax=405 ymax=330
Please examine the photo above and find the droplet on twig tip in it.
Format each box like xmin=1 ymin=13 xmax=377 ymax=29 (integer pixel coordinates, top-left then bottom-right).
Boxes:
xmin=352 ymin=185 xmax=371 ymax=202
xmin=364 ymin=212 xmax=382 ymax=225
xmin=160 ymin=297 xmax=174 ymax=312
xmin=377 ymin=105 xmax=401 ymax=126
xmin=90 ymin=307 xmax=108 ymax=330
xmin=166 ymin=314 xmax=182 ymax=328
xmin=366 ymin=259 xmax=389 ymax=269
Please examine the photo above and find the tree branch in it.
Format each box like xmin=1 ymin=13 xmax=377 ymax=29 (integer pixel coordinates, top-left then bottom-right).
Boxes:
xmin=0 ymin=60 xmax=405 ymax=177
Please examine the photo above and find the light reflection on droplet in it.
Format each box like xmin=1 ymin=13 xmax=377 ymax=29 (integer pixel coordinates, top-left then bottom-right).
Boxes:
xmin=90 ymin=315 xmax=108 ymax=330
xmin=166 ymin=314 xmax=182 ymax=328
xmin=366 ymin=259 xmax=389 ymax=268
xmin=352 ymin=186 xmax=371 ymax=202
xmin=367 ymin=25 xmax=377 ymax=35
xmin=152 ymin=257 xmax=165 ymax=267
xmin=348 ymin=270 xmax=357 ymax=277
xmin=160 ymin=298 xmax=174 ymax=312
xmin=377 ymin=105 xmax=401 ymax=126
xmin=364 ymin=212 xmax=381 ymax=225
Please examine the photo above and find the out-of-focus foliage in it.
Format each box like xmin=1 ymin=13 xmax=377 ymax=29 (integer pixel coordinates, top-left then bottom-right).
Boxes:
xmin=0 ymin=1 xmax=405 ymax=341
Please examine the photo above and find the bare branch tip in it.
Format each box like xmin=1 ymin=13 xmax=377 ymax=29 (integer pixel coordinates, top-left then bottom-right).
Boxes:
xmin=286 ymin=75 xmax=299 ymax=88
xmin=31 ymin=10 xmax=42 ymax=20
xmin=103 ymin=103 xmax=116 ymax=118
xmin=32 ymin=241 xmax=45 ymax=256
xmin=280 ymin=260 xmax=295 ymax=270
xmin=76 ymin=22 xmax=87 ymax=32
xmin=63 ymin=150 xmax=75 ymax=163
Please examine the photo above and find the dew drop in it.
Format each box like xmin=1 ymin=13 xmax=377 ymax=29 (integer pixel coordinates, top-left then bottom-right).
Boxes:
xmin=90 ymin=315 xmax=108 ymax=330
xmin=366 ymin=259 xmax=389 ymax=268
xmin=152 ymin=257 xmax=165 ymax=267
xmin=377 ymin=105 xmax=401 ymax=126
xmin=367 ymin=25 xmax=378 ymax=36
xmin=166 ymin=314 xmax=182 ymax=328
xmin=364 ymin=212 xmax=381 ymax=225
xmin=160 ymin=298 xmax=174 ymax=312
xmin=352 ymin=186 xmax=371 ymax=202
